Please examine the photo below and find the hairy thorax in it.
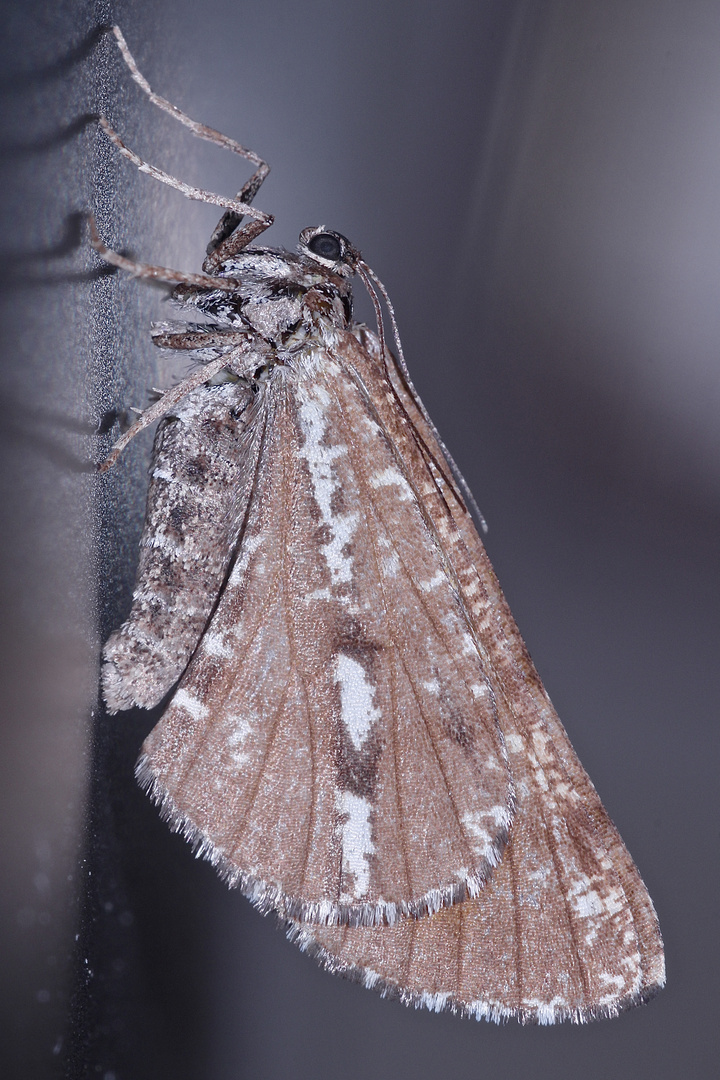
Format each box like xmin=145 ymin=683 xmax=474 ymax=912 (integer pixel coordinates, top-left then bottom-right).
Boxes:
xmin=174 ymin=248 xmax=354 ymax=358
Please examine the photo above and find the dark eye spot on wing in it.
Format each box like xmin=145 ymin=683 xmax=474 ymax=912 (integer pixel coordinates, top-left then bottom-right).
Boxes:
xmin=169 ymin=503 xmax=186 ymax=532
xmin=185 ymin=457 xmax=209 ymax=482
xmin=335 ymin=729 xmax=384 ymax=801
xmin=442 ymin=710 xmax=475 ymax=752
xmin=334 ymin=616 xmax=383 ymax=670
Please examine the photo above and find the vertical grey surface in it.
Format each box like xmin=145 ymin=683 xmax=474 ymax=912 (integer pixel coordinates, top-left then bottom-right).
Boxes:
xmin=1 ymin=0 xmax=717 ymax=1077
xmin=0 ymin=4 xmax=104 ymax=1079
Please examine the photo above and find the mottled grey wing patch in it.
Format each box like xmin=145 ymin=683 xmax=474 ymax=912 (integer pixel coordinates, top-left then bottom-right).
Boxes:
xmin=135 ymin=355 xmax=516 ymax=926
xmin=103 ymin=380 xmax=264 ymax=712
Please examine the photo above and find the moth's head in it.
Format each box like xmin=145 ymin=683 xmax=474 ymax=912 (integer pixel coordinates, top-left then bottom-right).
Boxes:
xmin=298 ymin=227 xmax=359 ymax=277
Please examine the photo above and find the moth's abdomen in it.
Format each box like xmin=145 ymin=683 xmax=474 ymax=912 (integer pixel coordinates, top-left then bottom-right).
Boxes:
xmin=103 ymin=381 xmax=262 ymax=713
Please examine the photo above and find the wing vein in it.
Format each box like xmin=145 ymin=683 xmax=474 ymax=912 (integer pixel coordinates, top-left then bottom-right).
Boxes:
xmin=235 ymin=673 xmax=293 ymax=845
xmin=329 ymin=377 xmax=505 ymax=873
xmin=281 ymin=394 xmax=320 ymax=898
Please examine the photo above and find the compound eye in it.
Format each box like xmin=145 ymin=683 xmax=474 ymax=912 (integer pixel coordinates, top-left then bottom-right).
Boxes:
xmin=307 ymin=232 xmax=343 ymax=261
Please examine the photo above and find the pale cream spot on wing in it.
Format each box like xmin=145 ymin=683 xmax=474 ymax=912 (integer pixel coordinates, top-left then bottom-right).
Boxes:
xmin=601 ymin=888 xmax=626 ymax=916
xmin=226 ymin=712 xmax=256 ymax=767
xmin=421 ymin=677 xmax=440 ymax=694
xmin=462 ymin=805 xmax=512 ymax=858
xmin=297 ymin=384 xmax=359 ymax=586
xmin=526 ymin=748 xmax=550 ymax=791
xmin=505 ymin=732 xmax=524 ymax=755
xmin=304 ymin=586 xmax=334 ymax=602
xmin=600 ymin=972 xmax=627 ymax=991
xmin=336 ymin=789 xmax=375 ymax=898
xmin=571 ymin=887 xmax=604 ymax=918
xmin=418 ymin=570 xmax=445 ymax=593
xmin=461 ymin=632 xmax=478 ymax=656
xmin=567 ymin=875 xmax=626 ymax=921
xmin=531 ymin=727 xmax=554 ymax=764
xmin=202 ymin=631 xmax=235 ymax=659
xmin=322 ymin=510 xmax=360 ymax=583
xmin=553 ymin=780 xmax=582 ymax=803
xmin=381 ymin=551 xmax=400 ymax=576
xmin=173 ymin=687 xmax=209 ymax=721
xmin=227 ymin=533 xmax=264 ymax=588
xmin=369 ymin=466 xmax=414 ymax=501
xmin=360 ymin=414 xmax=382 ymax=436
xmin=334 ymin=653 xmax=381 ymax=750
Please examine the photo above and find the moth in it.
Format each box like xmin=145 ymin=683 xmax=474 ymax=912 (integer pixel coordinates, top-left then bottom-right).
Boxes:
xmin=95 ymin=27 xmax=665 ymax=1023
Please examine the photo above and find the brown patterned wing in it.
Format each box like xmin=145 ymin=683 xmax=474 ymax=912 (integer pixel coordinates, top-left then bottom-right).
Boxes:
xmin=290 ymin=329 xmax=664 ymax=1018
xmin=289 ymin=714 xmax=663 ymax=1022
xmin=136 ymin=351 xmax=516 ymax=925
xmin=380 ymin=325 xmax=665 ymax=1000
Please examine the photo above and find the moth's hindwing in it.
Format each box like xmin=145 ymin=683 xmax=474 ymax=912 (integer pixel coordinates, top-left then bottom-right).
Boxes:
xmin=135 ymin=344 xmax=516 ymax=926
xmin=289 ymin=694 xmax=663 ymax=1023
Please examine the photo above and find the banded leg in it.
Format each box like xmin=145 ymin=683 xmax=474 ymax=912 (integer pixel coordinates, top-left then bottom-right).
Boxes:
xmin=106 ymin=26 xmax=272 ymax=266
xmin=97 ymin=341 xmax=253 ymax=472
xmin=88 ymin=214 xmax=243 ymax=292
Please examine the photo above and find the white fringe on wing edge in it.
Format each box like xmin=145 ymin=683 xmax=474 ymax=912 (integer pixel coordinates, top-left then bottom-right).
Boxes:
xmin=135 ymin=752 xmax=510 ymax=927
xmin=284 ymin=920 xmax=666 ymax=1025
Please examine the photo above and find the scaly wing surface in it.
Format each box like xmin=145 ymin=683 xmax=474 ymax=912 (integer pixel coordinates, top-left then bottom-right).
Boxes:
xmin=289 ymin=330 xmax=664 ymax=1019
xmin=137 ymin=349 xmax=516 ymax=925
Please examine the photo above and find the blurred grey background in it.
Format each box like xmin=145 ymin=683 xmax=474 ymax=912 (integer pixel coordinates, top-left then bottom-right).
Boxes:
xmin=1 ymin=0 xmax=718 ymax=1077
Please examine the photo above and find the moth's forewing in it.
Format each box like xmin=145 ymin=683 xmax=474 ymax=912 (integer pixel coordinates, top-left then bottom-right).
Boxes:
xmin=289 ymin=330 xmax=664 ymax=1020
xmin=136 ymin=344 xmax=517 ymax=925
xmin=103 ymin=380 xmax=262 ymax=712
xmin=383 ymin=325 xmax=665 ymax=998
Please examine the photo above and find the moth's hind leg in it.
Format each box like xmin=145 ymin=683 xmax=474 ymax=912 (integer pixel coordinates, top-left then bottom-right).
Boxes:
xmin=106 ymin=26 xmax=273 ymax=263
xmin=109 ymin=26 xmax=268 ymax=177
xmin=88 ymin=212 xmax=245 ymax=293
xmin=96 ymin=114 xmax=273 ymax=239
xmin=95 ymin=336 xmax=251 ymax=473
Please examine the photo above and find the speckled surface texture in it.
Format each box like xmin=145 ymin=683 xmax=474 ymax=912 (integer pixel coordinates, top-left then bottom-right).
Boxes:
xmin=1 ymin=2 xmax=718 ymax=1078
